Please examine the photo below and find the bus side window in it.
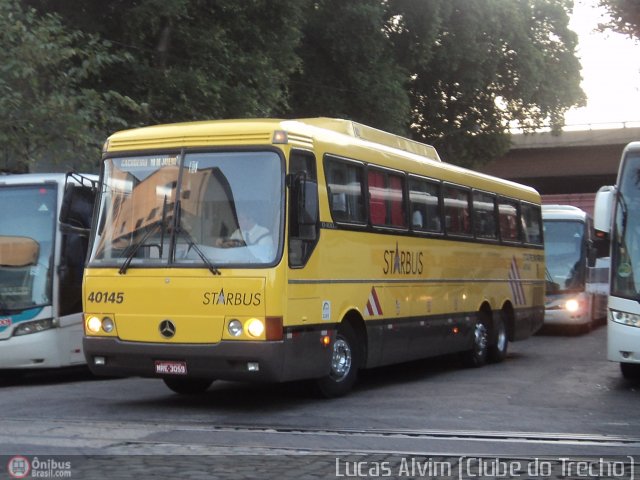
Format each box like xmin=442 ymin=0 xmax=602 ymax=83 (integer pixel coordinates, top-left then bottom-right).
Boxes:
xmin=521 ymin=203 xmax=543 ymax=245
xmin=444 ymin=185 xmax=471 ymax=236
xmin=409 ymin=177 xmax=442 ymax=233
xmin=368 ymin=169 xmax=406 ymax=228
xmin=368 ymin=170 xmax=386 ymax=225
xmin=498 ymin=197 xmax=521 ymax=242
xmin=473 ymin=191 xmax=498 ymax=239
xmin=324 ymin=156 xmax=365 ymax=224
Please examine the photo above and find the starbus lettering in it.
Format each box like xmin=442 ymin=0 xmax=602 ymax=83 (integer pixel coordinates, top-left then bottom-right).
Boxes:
xmin=202 ymin=290 xmax=262 ymax=306
xmin=383 ymin=243 xmax=423 ymax=275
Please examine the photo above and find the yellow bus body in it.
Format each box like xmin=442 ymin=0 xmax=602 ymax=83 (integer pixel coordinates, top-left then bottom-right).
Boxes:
xmin=83 ymin=118 xmax=544 ymax=395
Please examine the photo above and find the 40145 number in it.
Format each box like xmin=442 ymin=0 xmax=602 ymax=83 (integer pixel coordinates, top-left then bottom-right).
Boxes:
xmin=87 ymin=291 xmax=124 ymax=304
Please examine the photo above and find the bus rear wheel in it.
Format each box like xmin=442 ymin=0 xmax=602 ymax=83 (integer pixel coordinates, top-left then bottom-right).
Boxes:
xmin=163 ymin=377 xmax=214 ymax=395
xmin=488 ymin=315 xmax=508 ymax=363
xmin=315 ymin=323 xmax=360 ymax=398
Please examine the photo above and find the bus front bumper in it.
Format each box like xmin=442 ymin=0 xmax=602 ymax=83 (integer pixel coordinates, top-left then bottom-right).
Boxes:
xmin=83 ymin=333 xmax=333 ymax=383
xmin=543 ymin=309 xmax=591 ymax=326
xmin=544 ymin=293 xmax=592 ymax=326
xmin=607 ymin=318 xmax=640 ymax=364
xmin=0 ymin=329 xmax=68 ymax=369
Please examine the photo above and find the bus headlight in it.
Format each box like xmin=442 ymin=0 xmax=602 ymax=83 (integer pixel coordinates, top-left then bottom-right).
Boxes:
xmin=610 ymin=309 xmax=640 ymax=328
xmin=13 ymin=319 xmax=54 ymax=336
xmin=87 ymin=316 xmax=103 ymax=333
xmin=565 ymin=299 xmax=580 ymax=313
xmin=228 ymin=319 xmax=243 ymax=337
xmin=102 ymin=317 xmax=115 ymax=333
xmin=246 ymin=318 xmax=265 ymax=338
xmin=86 ymin=315 xmax=116 ymax=334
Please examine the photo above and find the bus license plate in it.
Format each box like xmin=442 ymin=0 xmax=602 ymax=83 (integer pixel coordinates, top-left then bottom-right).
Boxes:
xmin=155 ymin=360 xmax=187 ymax=375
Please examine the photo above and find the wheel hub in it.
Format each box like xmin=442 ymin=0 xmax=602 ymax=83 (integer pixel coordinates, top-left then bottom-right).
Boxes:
xmin=330 ymin=338 xmax=352 ymax=381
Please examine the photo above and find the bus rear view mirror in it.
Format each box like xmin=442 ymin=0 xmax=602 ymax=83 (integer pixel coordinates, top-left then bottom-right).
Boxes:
xmin=593 ymin=185 xmax=614 ymax=241
xmin=59 ymin=173 xmax=98 ymax=233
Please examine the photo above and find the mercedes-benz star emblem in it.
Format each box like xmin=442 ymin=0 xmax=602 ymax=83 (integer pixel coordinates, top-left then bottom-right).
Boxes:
xmin=159 ymin=320 xmax=176 ymax=338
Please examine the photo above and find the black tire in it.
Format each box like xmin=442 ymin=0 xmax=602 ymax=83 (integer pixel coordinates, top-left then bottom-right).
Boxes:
xmin=315 ymin=323 xmax=361 ymax=398
xmin=462 ymin=318 xmax=489 ymax=368
xmin=620 ymin=362 xmax=640 ymax=380
xmin=488 ymin=314 xmax=508 ymax=363
xmin=163 ymin=377 xmax=214 ymax=395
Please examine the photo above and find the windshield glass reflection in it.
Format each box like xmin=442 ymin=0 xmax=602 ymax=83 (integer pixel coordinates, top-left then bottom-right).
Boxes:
xmin=543 ymin=220 xmax=586 ymax=293
xmin=612 ymin=153 xmax=640 ymax=299
xmin=90 ymin=151 xmax=283 ymax=268
xmin=0 ymin=185 xmax=56 ymax=311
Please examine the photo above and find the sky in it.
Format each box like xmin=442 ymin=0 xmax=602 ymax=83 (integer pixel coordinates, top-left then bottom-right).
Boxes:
xmin=563 ymin=0 xmax=640 ymax=128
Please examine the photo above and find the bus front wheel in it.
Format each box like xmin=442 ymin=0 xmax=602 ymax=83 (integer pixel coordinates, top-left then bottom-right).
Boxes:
xmin=316 ymin=323 xmax=361 ymax=398
xmin=163 ymin=377 xmax=214 ymax=395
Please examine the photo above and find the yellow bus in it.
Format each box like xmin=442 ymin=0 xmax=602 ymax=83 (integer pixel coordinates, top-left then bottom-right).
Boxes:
xmin=80 ymin=118 xmax=545 ymax=397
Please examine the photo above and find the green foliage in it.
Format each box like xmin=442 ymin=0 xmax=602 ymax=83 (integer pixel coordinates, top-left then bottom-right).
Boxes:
xmin=288 ymin=0 xmax=411 ymax=135
xmin=0 ymin=0 xmax=141 ymax=172
xmin=7 ymin=0 xmax=586 ymax=171
xmin=28 ymin=0 xmax=306 ymax=125
xmin=388 ymin=0 xmax=585 ymax=166
xmin=599 ymin=0 xmax=640 ymax=38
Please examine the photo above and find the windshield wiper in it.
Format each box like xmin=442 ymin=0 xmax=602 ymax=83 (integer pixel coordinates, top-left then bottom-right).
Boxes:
xmin=176 ymin=224 xmax=221 ymax=275
xmin=118 ymin=222 xmax=161 ymax=274
xmin=119 ymin=195 xmax=173 ymax=275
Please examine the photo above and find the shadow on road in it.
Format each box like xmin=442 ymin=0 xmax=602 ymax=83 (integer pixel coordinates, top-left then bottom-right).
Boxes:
xmin=107 ymin=349 xmax=531 ymax=416
xmin=0 ymin=366 xmax=101 ymax=388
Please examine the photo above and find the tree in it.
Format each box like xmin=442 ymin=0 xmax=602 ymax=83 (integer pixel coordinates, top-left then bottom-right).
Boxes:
xmin=21 ymin=0 xmax=585 ymax=169
xmin=288 ymin=0 xmax=411 ymax=135
xmin=0 ymin=1 xmax=140 ymax=173
xmin=29 ymin=0 xmax=307 ymax=125
xmin=599 ymin=0 xmax=640 ymax=38
xmin=387 ymin=0 xmax=586 ymax=167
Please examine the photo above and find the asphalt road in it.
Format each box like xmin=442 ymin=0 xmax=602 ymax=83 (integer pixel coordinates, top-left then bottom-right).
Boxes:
xmin=0 ymin=324 xmax=638 ymax=479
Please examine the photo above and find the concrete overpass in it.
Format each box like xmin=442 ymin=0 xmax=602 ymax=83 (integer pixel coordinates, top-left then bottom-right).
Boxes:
xmin=479 ymin=123 xmax=640 ymax=215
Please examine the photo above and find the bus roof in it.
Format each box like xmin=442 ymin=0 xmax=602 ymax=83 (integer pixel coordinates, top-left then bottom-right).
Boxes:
xmin=104 ymin=118 xmax=540 ymax=203
xmin=0 ymin=173 xmax=69 ymax=186
xmin=542 ymin=204 xmax=589 ymax=222
xmin=0 ymin=173 xmax=97 ymax=187
xmin=623 ymin=141 xmax=640 ymax=153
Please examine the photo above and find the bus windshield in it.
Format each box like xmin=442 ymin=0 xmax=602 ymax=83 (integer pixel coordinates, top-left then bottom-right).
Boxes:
xmin=90 ymin=150 xmax=283 ymax=268
xmin=612 ymin=152 xmax=640 ymax=300
xmin=0 ymin=184 xmax=57 ymax=311
xmin=543 ymin=219 xmax=586 ymax=293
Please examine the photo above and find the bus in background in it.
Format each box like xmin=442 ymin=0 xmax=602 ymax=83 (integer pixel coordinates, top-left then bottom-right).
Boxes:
xmin=79 ymin=118 xmax=545 ymax=397
xmin=542 ymin=205 xmax=607 ymax=332
xmin=594 ymin=141 xmax=640 ymax=379
xmin=0 ymin=173 xmax=96 ymax=370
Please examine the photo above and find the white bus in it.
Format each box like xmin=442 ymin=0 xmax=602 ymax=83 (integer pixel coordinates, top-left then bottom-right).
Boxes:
xmin=0 ymin=173 xmax=96 ymax=370
xmin=542 ymin=205 xmax=607 ymax=332
xmin=594 ymin=142 xmax=640 ymax=379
